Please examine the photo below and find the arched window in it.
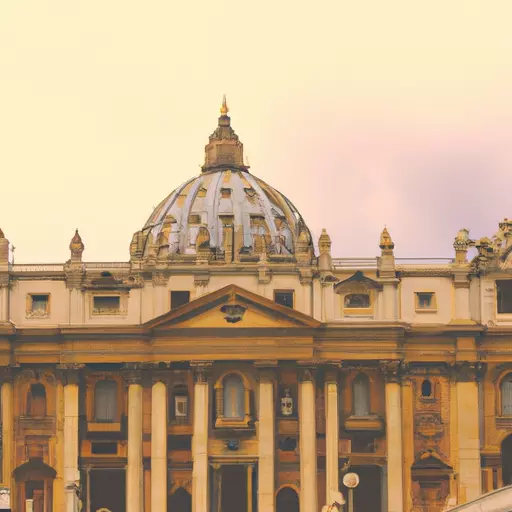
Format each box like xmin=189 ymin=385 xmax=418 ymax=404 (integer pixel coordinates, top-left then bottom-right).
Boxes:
xmin=501 ymin=374 xmax=512 ymax=416
xmin=353 ymin=374 xmax=371 ymax=416
xmin=27 ymin=383 xmax=46 ymax=417
xmin=94 ymin=380 xmax=118 ymax=422
xmin=223 ymin=375 xmax=244 ymax=419
xmin=345 ymin=294 xmax=370 ymax=308
xmin=421 ymin=379 xmax=432 ymax=398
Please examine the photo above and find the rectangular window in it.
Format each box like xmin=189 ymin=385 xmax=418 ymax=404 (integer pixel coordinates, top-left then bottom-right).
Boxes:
xmin=27 ymin=294 xmax=50 ymax=318
xmin=93 ymin=296 xmax=121 ymax=314
xmin=275 ymin=290 xmax=294 ymax=308
xmin=175 ymin=395 xmax=188 ymax=418
xmin=497 ymin=280 xmax=512 ymax=314
xmin=415 ymin=292 xmax=436 ymax=311
xmin=171 ymin=291 xmax=190 ymax=310
xmin=91 ymin=442 xmax=118 ymax=455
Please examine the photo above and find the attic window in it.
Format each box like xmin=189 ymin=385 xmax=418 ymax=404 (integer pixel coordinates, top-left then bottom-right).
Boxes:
xmin=344 ymin=294 xmax=370 ymax=308
xmin=93 ymin=296 xmax=121 ymax=315
xmin=27 ymin=294 xmax=50 ymax=318
xmin=497 ymin=280 xmax=512 ymax=314
xmin=171 ymin=291 xmax=190 ymax=310
xmin=188 ymin=214 xmax=201 ymax=225
xmin=275 ymin=291 xmax=294 ymax=309
xmin=415 ymin=292 xmax=436 ymax=311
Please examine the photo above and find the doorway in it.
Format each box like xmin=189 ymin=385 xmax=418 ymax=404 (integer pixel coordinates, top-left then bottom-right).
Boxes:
xmin=168 ymin=488 xmax=191 ymax=512
xmin=502 ymin=434 xmax=512 ymax=486
xmin=221 ymin=466 xmax=247 ymax=512
xmin=276 ymin=486 xmax=299 ymax=512
xmin=341 ymin=466 xmax=382 ymax=512
xmin=89 ymin=469 xmax=125 ymax=512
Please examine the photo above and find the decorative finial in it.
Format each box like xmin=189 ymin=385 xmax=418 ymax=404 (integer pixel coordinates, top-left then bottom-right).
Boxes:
xmin=379 ymin=227 xmax=395 ymax=251
xmin=220 ymin=94 xmax=229 ymax=116
xmin=318 ymin=228 xmax=332 ymax=255
xmin=69 ymin=229 xmax=84 ymax=262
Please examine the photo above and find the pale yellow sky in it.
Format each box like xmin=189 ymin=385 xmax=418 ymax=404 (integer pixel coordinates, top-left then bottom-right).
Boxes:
xmin=1 ymin=1 xmax=511 ymax=262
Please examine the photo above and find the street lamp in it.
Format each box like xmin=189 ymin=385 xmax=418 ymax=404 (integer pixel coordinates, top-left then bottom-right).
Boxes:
xmin=342 ymin=472 xmax=360 ymax=512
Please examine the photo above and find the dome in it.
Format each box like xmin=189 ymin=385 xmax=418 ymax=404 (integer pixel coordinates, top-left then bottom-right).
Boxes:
xmin=130 ymin=97 xmax=313 ymax=263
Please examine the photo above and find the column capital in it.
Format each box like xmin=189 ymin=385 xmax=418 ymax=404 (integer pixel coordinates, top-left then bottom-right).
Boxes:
xmin=254 ymin=360 xmax=278 ymax=382
xmin=56 ymin=363 xmax=85 ymax=385
xmin=298 ymin=365 xmax=316 ymax=383
xmin=450 ymin=361 xmax=486 ymax=382
xmin=0 ymin=365 xmax=18 ymax=383
xmin=324 ymin=362 xmax=342 ymax=383
xmin=191 ymin=361 xmax=213 ymax=383
xmin=381 ymin=359 xmax=404 ymax=384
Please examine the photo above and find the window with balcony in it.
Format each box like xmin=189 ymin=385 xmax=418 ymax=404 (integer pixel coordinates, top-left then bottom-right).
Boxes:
xmin=93 ymin=295 xmax=121 ymax=315
xmin=352 ymin=374 xmax=371 ymax=417
xmin=94 ymin=380 xmax=118 ymax=422
xmin=26 ymin=294 xmax=50 ymax=318
xmin=27 ymin=383 xmax=46 ymax=417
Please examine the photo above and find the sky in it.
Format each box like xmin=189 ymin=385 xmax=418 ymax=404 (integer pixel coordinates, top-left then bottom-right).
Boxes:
xmin=0 ymin=0 xmax=511 ymax=263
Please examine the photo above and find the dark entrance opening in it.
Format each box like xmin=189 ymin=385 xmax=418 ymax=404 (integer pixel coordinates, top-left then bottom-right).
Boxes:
xmin=168 ymin=487 xmax=191 ymax=512
xmin=276 ymin=486 xmax=299 ymax=512
xmin=90 ymin=469 xmax=125 ymax=512
xmin=502 ymin=434 xmax=512 ymax=486
xmin=221 ymin=465 xmax=247 ymax=512
xmin=341 ymin=465 xmax=382 ymax=512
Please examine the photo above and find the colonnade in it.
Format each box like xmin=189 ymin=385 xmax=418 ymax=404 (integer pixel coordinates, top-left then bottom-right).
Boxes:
xmin=0 ymin=362 xmax=483 ymax=512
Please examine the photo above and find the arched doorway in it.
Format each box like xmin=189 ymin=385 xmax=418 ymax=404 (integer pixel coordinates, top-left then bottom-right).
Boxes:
xmin=14 ymin=458 xmax=56 ymax=512
xmin=168 ymin=487 xmax=191 ymax=512
xmin=276 ymin=486 xmax=299 ymax=512
xmin=501 ymin=434 xmax=512 ymax=485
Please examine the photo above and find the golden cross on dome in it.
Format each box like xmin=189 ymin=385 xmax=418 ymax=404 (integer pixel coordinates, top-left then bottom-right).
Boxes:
xmin=220 ymin=94 xmax=229 ymax=115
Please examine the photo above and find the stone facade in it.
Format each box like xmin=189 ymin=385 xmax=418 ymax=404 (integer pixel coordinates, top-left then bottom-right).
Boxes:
xmin=1 ymin=100 xmax=512 ymax=512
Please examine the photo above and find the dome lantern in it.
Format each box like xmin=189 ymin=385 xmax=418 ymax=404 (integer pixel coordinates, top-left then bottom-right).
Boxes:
xmin=202 ymin=95 xmax=247 ymax=172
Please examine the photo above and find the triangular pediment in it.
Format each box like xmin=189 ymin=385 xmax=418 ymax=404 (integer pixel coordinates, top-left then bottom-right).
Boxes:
xmin=145 ymin=285 xmax=321 ymax=330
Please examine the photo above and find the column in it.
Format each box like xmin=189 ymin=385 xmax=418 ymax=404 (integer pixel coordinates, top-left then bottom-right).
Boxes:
xmin=1 ymin=373 xmax=14 ymax=491
xmin=192 ymin=363 xmax=211 ymax=512
xmin=257 ymin=363 xmax=276 ymax=512
xmin=456 ymin=363 xmax=482 ymax=502
xmin=151 ymin=379 xmax=168 ymax=512
xmin=62 ymin=366 xmax=82 ymax=512
xmin=401 ymin=374 xmax=414 ymax=511
xmin=127 ymin=375 xmax=143 ymax=512
xmin=299 ymin=368 xmax=317 ymax=512
xmin=325 ymin=369 xmax=339 ymax=506
xmin=384 ymin=363 xmax=404 ymax=512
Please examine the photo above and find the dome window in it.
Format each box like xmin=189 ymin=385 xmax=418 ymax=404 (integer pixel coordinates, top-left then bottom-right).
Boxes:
xmin=220 ymin=188 xmax=232 ymax=198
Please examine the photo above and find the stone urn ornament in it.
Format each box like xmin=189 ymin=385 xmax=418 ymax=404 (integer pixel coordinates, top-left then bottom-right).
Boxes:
xmin=280 ymin=388 xmax=294 ymax=416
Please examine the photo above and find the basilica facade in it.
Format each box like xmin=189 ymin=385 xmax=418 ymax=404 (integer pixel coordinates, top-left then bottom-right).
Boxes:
xmin=1 ymin=99 xmax=512 ymax=512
